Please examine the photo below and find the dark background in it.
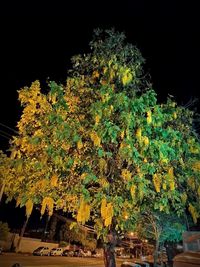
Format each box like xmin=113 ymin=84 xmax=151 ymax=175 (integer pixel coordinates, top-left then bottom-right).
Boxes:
xmin=0 ymin=0 xmax=200 ymax=232
xmin=0 ymin=0 xmax=200 ymax=152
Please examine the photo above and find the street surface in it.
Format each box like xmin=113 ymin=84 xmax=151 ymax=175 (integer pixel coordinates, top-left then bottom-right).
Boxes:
xmin=0 ymin=253 xmax=125 ymax=267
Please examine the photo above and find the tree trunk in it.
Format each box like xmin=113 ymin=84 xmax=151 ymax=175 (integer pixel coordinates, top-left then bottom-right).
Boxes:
xmin=153 ymin=239 xmax=159 ymax=267
xmin=16 ymin=216 xmax=29 ymax=251
xmin=41 ymin=215 xmax=50 ymax=241
xmin=0 ymin=183 xmax=5 ymax=203
xmin=48 ymin=214 xmax=57 ymax=240
xmin=103 ymin=230 xmax=117 ymax=267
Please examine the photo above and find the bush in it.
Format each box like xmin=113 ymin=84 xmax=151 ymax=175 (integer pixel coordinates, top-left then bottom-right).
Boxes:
xmin=59 ymin=241 xmax=69 ymax=247
xmin=0 ymin=221 xmax=9 ymax=240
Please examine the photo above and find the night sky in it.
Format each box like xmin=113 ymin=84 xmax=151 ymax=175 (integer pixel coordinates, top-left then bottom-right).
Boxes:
xmin=0 ymin=0 xmax=200 ymax=152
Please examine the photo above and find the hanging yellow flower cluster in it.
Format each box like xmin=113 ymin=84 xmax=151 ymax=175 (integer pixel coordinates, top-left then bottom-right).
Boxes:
xmin=188 ymin=203 xmax=199 ymax=224
xmin=120 ymin=130 xmax=125 ymax=139
xmin=77 ymin=140 xmax=83 ymax=150
xmin=100 ymin=198 xmax=113 ymax=227
xmin=130 ymin=185 xmax=137 ymax=200
xmin=90 ymin=131 xmax=101 ymax=147
xmin=181 ymin=192 xmax=188 ymax=205
xmin=16 ymin=197 xmax=21 ymax=207
xmin=77 ymin=199 xmax=91 ymax=224
xmin=121 ymin=68 xmax=133 ymax=86
xmin=143 ymin=136 xmax=149 ymax=146
xmin=173 ymin=112 xmax=177 ymax=119
xmin=99 ymin=177 xmax=109 ymax=188
xmin=50 ymin=174 xmax=58 ymax=187
xmin=168 ymin=167 xmax=175 ymax=190
xmin=136 ymin=128 xmax=142 ymax=141
xmin=187 ymin=177 xmax=196 ymax=191
xmin=81 ymin=173 xmax=87 ymax=180
xmin=147 ymin=110 xmax=152 ymax=124
xmin=192 ymin=161 xmax=200 ymax=171
xmin=95 ymin=115 xmax=101 ymax=124
xmin=41 ymin=197 xmax=54 ymax=216
xmin=162 ymin=183 xmax=167 ymax=190
xmin=99 ymin=158 xmax=107 ymax=174
xmin=153 ymin=173 xmax=161 ymax=193
xmin=121 ymin=169 xmax=132 ymax=181
xmin=35 ymin=179 xmax=49 ymax=193
xmin=25 ymin=199 xmax=33 ymax=217
xmin=92 ymin=70 xmax=100 ymax=79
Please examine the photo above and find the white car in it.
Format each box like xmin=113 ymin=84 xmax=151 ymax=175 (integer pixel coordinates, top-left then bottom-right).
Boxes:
xmin=33 ymin=246 xmax=50 ymax=256
xmin=50 ymin=247 xmax=63 ymax=256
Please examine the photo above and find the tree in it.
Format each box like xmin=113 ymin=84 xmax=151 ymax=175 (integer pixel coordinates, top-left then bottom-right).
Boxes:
xmin=4 ymin=29 xmax=200 ymax=267
xmin=0 ymin=150 xmax=11 ymax=202
xmin=59 ymin=221 xmax=97 ymax=250
xmin=135 ymin=211 xmax=186 ymax=267
xmin=0 ymin=221 xmax=9 ymax=241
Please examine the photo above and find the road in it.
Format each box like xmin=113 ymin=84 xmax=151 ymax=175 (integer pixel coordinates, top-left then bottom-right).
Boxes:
xmin=0 ymin=253 xmax=126 ymax=267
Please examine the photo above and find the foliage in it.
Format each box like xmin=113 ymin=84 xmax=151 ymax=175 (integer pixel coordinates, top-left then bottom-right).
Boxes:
xmin=59 ymin=221 xmax=97 ymax=250
xmin=0 ymin=150 xmax=11 ymax=201
xmin=3 ymin=29 xmax=200 ymax=246
xmin=0 ymin=221 xmax=9 ymax=240
xmin=136 ymin=211 xmax=186 ymax=244
xmin=59 ymin=241 xmax=69 ymax=247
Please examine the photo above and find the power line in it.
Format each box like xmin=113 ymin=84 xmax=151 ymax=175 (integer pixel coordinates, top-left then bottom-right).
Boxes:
xmin=0 ymin=133 xmax=10 ymax=140
xmin=0 ymin=130 xmax=13 ymax=138
xmin=0 ymin=122 xmax=18 ymax=135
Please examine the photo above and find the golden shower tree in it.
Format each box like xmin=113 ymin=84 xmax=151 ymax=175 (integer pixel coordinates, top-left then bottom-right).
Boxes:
xmin=4 ymin=30 xmax=200 ymax=267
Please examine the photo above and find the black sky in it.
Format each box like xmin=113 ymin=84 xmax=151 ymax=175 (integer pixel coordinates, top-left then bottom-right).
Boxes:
xmin=0 ymin=0 xmax=200 ymax=152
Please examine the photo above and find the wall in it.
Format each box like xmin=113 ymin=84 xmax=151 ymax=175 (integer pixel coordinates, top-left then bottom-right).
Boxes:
xmin=0 ymin=232 xmax=59 ymax=253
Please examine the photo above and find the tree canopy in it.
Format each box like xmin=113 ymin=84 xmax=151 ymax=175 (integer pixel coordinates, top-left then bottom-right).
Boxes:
xmin=2 ymin=29 xmax=200 ymax=266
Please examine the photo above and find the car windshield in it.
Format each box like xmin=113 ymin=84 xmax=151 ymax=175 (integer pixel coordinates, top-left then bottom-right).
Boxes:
xmin=35 ymin=247 xmax=44 ymax=250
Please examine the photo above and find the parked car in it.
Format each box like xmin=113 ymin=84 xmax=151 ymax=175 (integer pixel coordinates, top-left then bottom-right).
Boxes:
xmin=91 ymin=250 xmax=102 ymax=257
xmin=33 ymin=246 xmax=50 ymax=256
xmin=79 ymin=249 xmax=92 ymax=257
xmin=50 ymin=247 xmax=63 ymax=256
xmin=63 ymin=249 xmax=74 ymax=257
xmin=121 ymin=262 xmax=150 ymax=267
xmin=121 ymin=262 xmax=143 ymax=267
xmin=73 ymin=249 xmax=83 ymax=257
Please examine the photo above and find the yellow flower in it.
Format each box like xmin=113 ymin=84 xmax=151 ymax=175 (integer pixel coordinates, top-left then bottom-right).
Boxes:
xmin=25 ymin=199 xmax=33 ymax=217
xmin=121 ymin=169 xmax=132 ymax=181
xmin=92 ymin=70 xmax=100 ymax=79
xmin=77 ymin=140 xmax=83 ymax=150
xmin=136 ymin=128 xmax=142 ymax=140
xmin=101 ymin=198 xmax=107 ymax=219
xmin=121 ymin=130 xmax=125 ymax=139
xmin=162 ymin=183 xmax=167 ymax=190
xmin=143 ymin=136 xmax=149 ymax=146
xmin=41 ymin=197 xmax=54 ymax=216
xmin=173 ymin=112 xmax=177 ymax=119
xmin=77 ymin=198 xmax=91 ymax=224
xmin=90 ymin=131 xmax=101 ymax=147
xmin=188 ymin=203 xmax=199 ymax=224
xmin=147 ymin=111 xmax=152 ymax=124
xmin=130 ymin=185 xmax=136 ymax=199
xmin=95 ymin=115 xmax=101 ymax=124
xmin=153 ymin=174 xmax=161 ymax=193
xmin=51 ymin=174 xmax=58 ymax=187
